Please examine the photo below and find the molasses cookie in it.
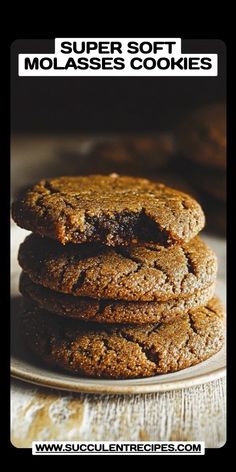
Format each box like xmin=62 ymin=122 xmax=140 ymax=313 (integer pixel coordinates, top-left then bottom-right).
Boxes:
xmin=18 ymin=234 xmax=217 ymax=302
xmin=21 ymin=298 xmax=224 ymax=379
xmin=20 ymin=272 xmax=215 ymax=324
xmin=12 ymin=174 xmax=205 ymax=246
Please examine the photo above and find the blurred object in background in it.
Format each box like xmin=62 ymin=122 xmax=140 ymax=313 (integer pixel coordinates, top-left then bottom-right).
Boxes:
xmin=189 ymin=164 xmax=226 ymax=202
xmin=176 ymin=101 xmax=226 ymax=170
xmin=82 ymin=134 xmax=173 ymax=176
xmin=11 ymin=135 xmax=174 ymax=195
xmin=201 ymin=195 xmax=226 ymax=237
xmin=174 ymin=100 xmax=226 ymax=237
xmin=11 ymin=134 xmax=191 ymax=198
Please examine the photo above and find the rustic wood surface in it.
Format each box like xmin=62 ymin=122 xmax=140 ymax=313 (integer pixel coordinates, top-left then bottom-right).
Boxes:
xmin=11 ymin=136 xmax=226 ymax=449
xmin=11 ymin=378 xmax=226 ymax=448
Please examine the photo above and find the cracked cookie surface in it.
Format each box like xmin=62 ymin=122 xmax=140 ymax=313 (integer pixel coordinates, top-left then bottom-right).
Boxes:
xmin=12 ymin=174 xmax=205 ymax=246
xmin=20 ymin=272 xmax=215 ymax=324
xmin=19 ymin=234 xmax=217 ymax=302
xmin=21 ymin=298 xmax=224 ymax=379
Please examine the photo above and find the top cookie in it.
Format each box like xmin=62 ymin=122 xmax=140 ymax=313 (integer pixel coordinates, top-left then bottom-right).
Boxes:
xmin=12 ymin=174 xmax=205 ymax=246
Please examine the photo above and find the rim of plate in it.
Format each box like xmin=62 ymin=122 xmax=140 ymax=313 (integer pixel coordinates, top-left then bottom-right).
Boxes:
xmin=11 ymin=363 xmax=226 ymax=395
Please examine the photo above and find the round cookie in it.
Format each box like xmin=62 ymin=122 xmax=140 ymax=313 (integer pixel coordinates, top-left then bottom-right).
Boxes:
xmin=12 ymin=174 xmax=205 ymax=246
xmin=21 ymin=298 xmax=225 ymax=379
xmin=177 ymin=101 xmax=226 ymax=170
xmin=18 ymin=234 xmax=217 ymax=302
xmin=20 ymin=272 xmax=216 ymax=324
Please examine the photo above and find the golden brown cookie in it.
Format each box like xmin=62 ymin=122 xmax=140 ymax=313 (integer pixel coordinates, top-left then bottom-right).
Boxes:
xmin=21 ymin=298 xmax=225 ymax=379
xmin=18 ymin=234 xmax=217 ymax=302
xmin=12 ymin=174 xmax=205 ymax=246
xmin=20 ymin=272 xmax=215 ymax=324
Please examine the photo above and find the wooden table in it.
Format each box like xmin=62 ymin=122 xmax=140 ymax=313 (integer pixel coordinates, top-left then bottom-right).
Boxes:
xmin=11 ymin=377 xmax=226 ymax=448
xmin=11 ymin=136 xmax=226 ymax=449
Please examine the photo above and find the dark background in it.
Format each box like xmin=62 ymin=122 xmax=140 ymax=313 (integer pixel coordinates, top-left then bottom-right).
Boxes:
xmin=11 ymin=39 xmax=226 ymax=134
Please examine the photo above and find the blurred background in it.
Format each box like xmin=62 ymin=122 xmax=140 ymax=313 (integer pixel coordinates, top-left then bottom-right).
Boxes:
xmin=11 ymin=39 xmax=226 ymax=236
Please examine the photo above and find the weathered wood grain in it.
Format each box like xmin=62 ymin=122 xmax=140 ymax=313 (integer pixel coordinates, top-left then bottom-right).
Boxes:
xmin=11 ymin=378 xmax=226 ymax=448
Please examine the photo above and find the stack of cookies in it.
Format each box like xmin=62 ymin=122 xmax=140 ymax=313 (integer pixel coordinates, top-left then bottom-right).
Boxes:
xmin=12 ymin=174 xmax=224 ymax=379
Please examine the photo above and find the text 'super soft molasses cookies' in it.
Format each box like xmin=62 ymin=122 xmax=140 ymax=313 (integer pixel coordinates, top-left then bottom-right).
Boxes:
xmin=18 ymin=234 xmax=217 ymax=302
xmin=12 ymin=174 xmax=205 ymax=246
xmin=20 ymin=272 xmax=215 ymax=324
xmin=22 ymin=298 xmax=224 ymax=379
